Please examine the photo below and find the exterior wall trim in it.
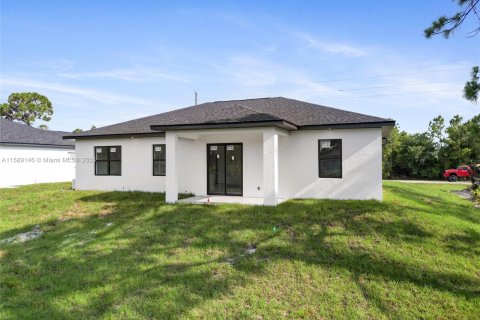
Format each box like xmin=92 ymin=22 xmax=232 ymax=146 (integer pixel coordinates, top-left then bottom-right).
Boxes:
xmin=0 ymin=142 xmax=74 ymax=149
xmin=63 ymin=132 xmax=165 ymax=140
xmin=299 ymin=121 xmax=395 ymax=130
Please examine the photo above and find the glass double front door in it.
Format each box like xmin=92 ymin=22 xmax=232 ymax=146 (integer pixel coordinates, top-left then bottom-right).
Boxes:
xmin=207 ymin=143 xmax=243 ymax=195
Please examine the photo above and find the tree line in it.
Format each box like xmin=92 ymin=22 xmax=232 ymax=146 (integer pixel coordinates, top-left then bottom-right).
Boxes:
xmin=383 ymin=113 xmax=480 ymax=179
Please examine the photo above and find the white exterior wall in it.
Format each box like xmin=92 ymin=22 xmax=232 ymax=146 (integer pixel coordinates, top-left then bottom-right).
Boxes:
xmin=279 ymin=128 xmax=382 ymax=200
xmin=73 ymin=127 xmax=383 ymax=201
xmin=0 ymin=144 xmax=75 ymax=187
xmin=74 ymin=136 xmax=166 ymax=192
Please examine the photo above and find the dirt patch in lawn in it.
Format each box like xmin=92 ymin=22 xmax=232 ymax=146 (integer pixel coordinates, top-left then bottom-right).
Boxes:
xmin=0 ymin=225 xmax=43 ymax=244
xmin=98 ymin=203 xmax=115 ymax=217
xmin=452 ymin=189 xmax=480 ymax=208
xmin=58 ymin=202 xmax=90 ymax=221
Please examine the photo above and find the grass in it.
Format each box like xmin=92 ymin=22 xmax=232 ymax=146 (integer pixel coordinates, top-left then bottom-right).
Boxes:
xmin=0 ymin=182 xmax=479 ymax=319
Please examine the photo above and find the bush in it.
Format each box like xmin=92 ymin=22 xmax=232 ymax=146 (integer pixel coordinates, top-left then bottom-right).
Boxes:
xmin=473 ymin=188 xmax=480 ymax=204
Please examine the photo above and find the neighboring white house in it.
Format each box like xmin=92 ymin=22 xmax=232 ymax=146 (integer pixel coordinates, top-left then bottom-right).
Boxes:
xmin=64 ymin=97 xmax=395 ymax=205
xmin=0 ymin=118 xmax=75 ymax=187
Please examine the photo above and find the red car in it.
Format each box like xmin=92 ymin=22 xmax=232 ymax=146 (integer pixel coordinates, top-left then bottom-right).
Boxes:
xmin=443 ymin=165 xmax=472 ymax=182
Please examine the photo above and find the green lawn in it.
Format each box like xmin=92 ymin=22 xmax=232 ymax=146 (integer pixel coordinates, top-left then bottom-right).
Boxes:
xmin=0 ymin=182 xmax=479 ymax=319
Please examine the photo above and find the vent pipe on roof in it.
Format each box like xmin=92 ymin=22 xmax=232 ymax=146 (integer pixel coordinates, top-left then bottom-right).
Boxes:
xmin=194 ymin=91 xmax=198 ymax=106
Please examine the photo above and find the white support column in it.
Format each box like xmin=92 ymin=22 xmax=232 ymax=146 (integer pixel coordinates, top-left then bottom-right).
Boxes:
xmin=263 ymin=128 xmax=279 ymax=206
xmin=165 ymin=132 xmax=178 ymax=203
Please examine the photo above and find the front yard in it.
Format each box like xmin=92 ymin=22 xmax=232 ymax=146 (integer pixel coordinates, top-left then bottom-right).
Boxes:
xmin=0 ymin=182 xmax=479 ymax=319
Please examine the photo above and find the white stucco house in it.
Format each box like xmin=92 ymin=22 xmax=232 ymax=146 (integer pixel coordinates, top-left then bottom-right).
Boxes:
xmin=64 ymin=97 xmax=395 ymax=205
xmin=0 ymin=118 xmax=75 ymax=187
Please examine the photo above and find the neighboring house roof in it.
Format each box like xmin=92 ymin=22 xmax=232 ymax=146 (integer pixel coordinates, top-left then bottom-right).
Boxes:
xmin=0 ymin=118 xmax=75 ymax=147
xmin=64 ymin=97 xmax=395 ymax=139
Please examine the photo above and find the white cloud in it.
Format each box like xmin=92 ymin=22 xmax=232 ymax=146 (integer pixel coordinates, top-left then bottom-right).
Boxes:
xmin=58 ymin=68 xmax=189 ymax=83
xmin=210 ymin=12 xmax=254 ymax=29
xmin=0 ymin=77 xmax=155 ymax=106
xmin=214 ymin=49 xmax=475 ymax=133
xmin=14 ymin=58 xmax=76 ymax=73
xmin=291 ymin=31 xmax=368 ymax=57
xmin=206 ymin=54 xmax=345 ymax=103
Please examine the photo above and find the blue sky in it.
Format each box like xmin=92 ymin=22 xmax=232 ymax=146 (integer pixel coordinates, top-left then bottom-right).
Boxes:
xmin=1 ymin=0 xmax=479 ymax=133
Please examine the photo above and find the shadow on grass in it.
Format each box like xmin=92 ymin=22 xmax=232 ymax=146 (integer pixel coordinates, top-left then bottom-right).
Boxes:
xmin=443 ymin=228 xmax=480 ymax=256
xmin=1 ymin=184 xmax=479 ymax=319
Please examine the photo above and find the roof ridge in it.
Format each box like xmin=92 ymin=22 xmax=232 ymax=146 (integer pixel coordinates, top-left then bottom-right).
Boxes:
xmin=0 ymin=117 xmax=70 ymax=134
xmin=80 ymin=101 xmax=218 ymax=134
xmin=210 ymin=96 xmax=279 ymax=104
xmin=278 ymin=97 xmax=386 ymax=120
xmin=79 ymin=98 xmax=282 ymax=134
xmin=232 ymin=103 xmax=282 ymax=120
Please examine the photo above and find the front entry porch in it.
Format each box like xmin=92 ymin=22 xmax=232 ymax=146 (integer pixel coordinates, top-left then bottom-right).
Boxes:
xmin=165 ymin=127 xmax=287 ymax=206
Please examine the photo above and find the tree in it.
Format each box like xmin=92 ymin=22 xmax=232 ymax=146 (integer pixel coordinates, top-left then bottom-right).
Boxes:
xmin=428 ymin=115 xmax=446 ymax=167
xmin=424 ymin=0 xmax=480 ymax=38
xmin=38 ymin=124 xmax=49 ymax=130
xmin=464 ymin=66 xmax=480 ymax=102
xmin=428 ymin=115 xmax=445 ymax=143
xmin=0 ymin=92 xmax=53 ymax=126
xmin=383 ymin=113 xmax=480 ymax=180
xmin=73 ymin=125 xmax=96 ymax=134
xmin=382 ymin=125 xmax=399 ymax=178
xmin=442 ymin=115 xmax=472 ymax=167
xmin=401 ymin=133 xmax=439 ymax=178
xmin=424 ymin=0 xmax=480 ymax=102
xmin=464 ymin=113 xmax=480 ymax=161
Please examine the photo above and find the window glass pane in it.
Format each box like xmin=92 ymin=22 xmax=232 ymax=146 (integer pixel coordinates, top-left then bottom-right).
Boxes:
xmin=153 ymin=144 xmax=165 ymax=160
xmin=109 ymin=161 xmax=121 ymax=175
xmin=319 ymin=139 xmax=342 ymax=178
xmin=319 ymin=139 xmax=342 ymax=157
xmin=154 ymin=160 xmax=166 ymax=176
xmin=207 ymin=145 xmax=225 ymax=194
xmin=109 ymin=146 xmax=121 ymax=161
xmin=96 ymin=161 xmax=108 ymax=175
xmin=226 ymin=144 xmax=242 ymax=195
xmin=320 ymin=159 xmax=342 ymax=178
xmin=95 ymin=147 xmax=108 ymax=160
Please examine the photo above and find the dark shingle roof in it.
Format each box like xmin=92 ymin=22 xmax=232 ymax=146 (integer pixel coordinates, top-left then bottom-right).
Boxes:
xmin=65 ymin=97 xmax=394 ymax=138
xmin=0 ymin=118 xmax=74 ymax=147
